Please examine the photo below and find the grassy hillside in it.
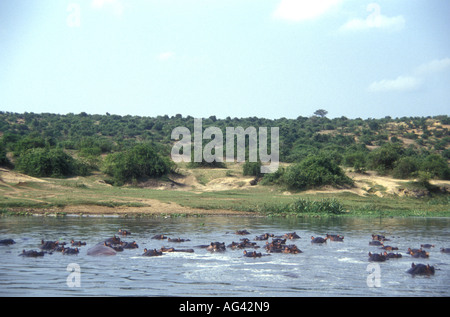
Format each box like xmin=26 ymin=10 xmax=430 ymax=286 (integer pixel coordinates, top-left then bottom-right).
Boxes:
xmin=0 ymin=111 xmax=449 ymax=217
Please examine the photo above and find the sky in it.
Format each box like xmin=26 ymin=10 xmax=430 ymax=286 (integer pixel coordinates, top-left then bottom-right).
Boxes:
xmin=0 ymin=0 xmax=449 ymax=120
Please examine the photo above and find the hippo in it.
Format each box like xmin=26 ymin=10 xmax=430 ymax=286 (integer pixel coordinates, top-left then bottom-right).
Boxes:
xmin=369 ymin=240 xmax=383 ymax=246
xmin=173 ymin=248 xmax=194 ymax=253
xmin=206 ymin=242 xmax=226 ymax=252
xmin=160 ymin=246 xmax=175 ymax=252
xmin=160 ymin=247 xmax=194 ymax=253
xmin=168 ymin=237 xmax=190 ymax=243
xmin=0 ymin=239 xmax=15 ymax=245
xmin=62 ymin=247 xmax=79 ymax=255
xmin=122 ymin=241 xmax=139 ymax=249
xmin=118 ymin=229 xmax=131 ymax=236
xmin=265 ymin=245 xmax=281 ymax=253
xmin=440 ymin=248 xmax=450 ymax=253
xmin=19 ymin=249 xmax=45 ymax=257
xmin=151 ymin=234 xmax=167 ymax=240
xmin=142 ymin=248 xmax=163 ymax=256
xmin=272 ymin=238 xmax=287 ymax=245
xmin=87 ymin=243 xmax=117 ymax=256
xmin=406 ymin=263 xmax=435 ymax=276
xmin=420 ymin=244 xmax=435 ymax=249
xmin=283 ymin=232 xmax=300 ymax=240
xmin=228 ymin=241 xmax=244 ymax=250
xmin=54 ymin=245 xmax=66 ymax=252
xmin=40 ymin=240 xmax=59 ymax=251
xmin=381 ymin=245 xmax=398 ymax=251
xmin=407 ymin=248 xmax=429 ymax=258
xmin=228 ymin=239 xmax=259 ymax=250
xmin=311 ymin=236 xmax=327 ymax=244
xmin=104 ymin=242 xmax=124 ymax=252
xmin=326 ymin=234 xmax=344 ymax=242
xmin=255 ymin=233 xmax=273 ymax=241
xmin=372 ymin=234 xmax=390 ymax=242
xmin=194 ymin=244 xmax=210 ymax=249
xmin=384 ymin=251 xmax=402 ymax=259
xmin=282 ymin=245 xmax=302 ymax=254
xmin=243 ymin=250 xmax=262 ymax=258
xmin=235 ymin=230 xmax=250 ymax=235
xmin=71 ymin=240 xmax=86 ymax=247
xmin=368 ymin=252 xmax=387 ymax=262
xmin=265 ymin=239 xmax=286 ymax=253
xmin=104 ymin=235 xmax=121 ymax=245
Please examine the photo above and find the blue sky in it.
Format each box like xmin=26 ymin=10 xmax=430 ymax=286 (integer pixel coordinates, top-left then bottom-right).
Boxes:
xmin=0 ymin=0 xmax=449 ymax=119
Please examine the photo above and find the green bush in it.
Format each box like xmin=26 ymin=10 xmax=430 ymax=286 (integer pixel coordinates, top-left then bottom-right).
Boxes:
xmin=343 ymin=151 xmax=367 ymax=173
xmin=282 ymin=155 xmax=353 ymax=190
xmin=260 ymin=167 xmax=285 ymax=185
xmin=102 ymin=143 xmax=174 ymax=185
xmin=13 ymin=134 xmax=47 ymax=156
xmin=420 ymin=154 xmax=450 ymax=180
xmin=15 ymin=148 xmax=76 ymax=177
xmin=392 ymin=156 xmax=419 ymax=179
xmin=368 ymin=143 xmax=402 ymax=174
xmin=242 ymin=161 xmax=262 ymax=177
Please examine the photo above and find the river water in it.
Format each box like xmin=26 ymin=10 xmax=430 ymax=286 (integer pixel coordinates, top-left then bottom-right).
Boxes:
xmin=0 ymin=215 xmax=449 ymax=297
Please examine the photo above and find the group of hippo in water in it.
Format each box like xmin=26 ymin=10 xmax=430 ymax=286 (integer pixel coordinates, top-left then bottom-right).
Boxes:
xmin=2 ymin=229 xmax=448 ymax=276
xmin=366 ymin=234 xmax=448 ymax=275
xmin=0 ymin=238 xmax=85 ymax=257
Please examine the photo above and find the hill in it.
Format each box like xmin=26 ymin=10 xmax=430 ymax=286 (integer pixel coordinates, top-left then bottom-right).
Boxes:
xmin=0 ymin=111 xmax=449 ymax=203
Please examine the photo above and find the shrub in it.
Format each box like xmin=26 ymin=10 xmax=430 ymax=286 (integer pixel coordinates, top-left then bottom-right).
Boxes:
xmin=242 ymin=161 xmax=262 ymax=177
xmin=102 ymin=143 xmax=174 ymax=185
xmin=15 ymin=148 xmax=76 ymax=177
xmin=392 ymin=157 xmax=419 ymax=179
xmin=282 ymin=155 xmax=353 ymax=190
xmin=420 ymin=154 xmax=450 ymax=180
xmin=343 ymin=151 xmax=367 ymax=173
xmin=260 ymin=167 xmax=285 ymax=185
xmin=368 ymin=143 xmax=401 ymax=174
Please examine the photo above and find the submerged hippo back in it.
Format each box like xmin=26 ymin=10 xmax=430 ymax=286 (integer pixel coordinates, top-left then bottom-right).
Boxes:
xmin=87 ymin=243 xmax=117 ymax=256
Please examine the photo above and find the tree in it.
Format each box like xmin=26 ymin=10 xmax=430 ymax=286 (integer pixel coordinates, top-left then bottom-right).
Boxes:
xmin=102 ymin=143 xmax=174 ymax=185
xmin=368 ymin=143 xmax=402 ymax=174
xmin=392 ymin=157 xmax=419 ymax=179
xmin=282 ymin=154 xmax=353 ymax=190
xmin=420 ymin=154 xmax=450 ymax=180
xmin=15 ymin=148 xmax=76 ymax=177
xmin=314 ymin=109 xmax=328 ymax=118
xmin=343 ymin=151 xmax=367 ymax=173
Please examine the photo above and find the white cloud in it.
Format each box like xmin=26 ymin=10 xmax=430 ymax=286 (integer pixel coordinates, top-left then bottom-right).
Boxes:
xmin=157 ymin=52 xmax=175 ymax=61
xmin=369 ymin=57 xmax=450 ymax=93
xmin=414 ymin=58 xmax=450 ymax=76
xmin=368 ymin=76 xmax=422 ymax=92
xmin=91 ymin=0 xmax=124 ymax=17
xmin=340 ymin=3 xmax=405 ymax=31
xmin=273 ymin=0 xmax=343 ymax=22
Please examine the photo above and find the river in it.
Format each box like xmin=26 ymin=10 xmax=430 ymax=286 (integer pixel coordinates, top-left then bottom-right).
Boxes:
xmin=0 ymin=215 xmax=449 ymax=297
